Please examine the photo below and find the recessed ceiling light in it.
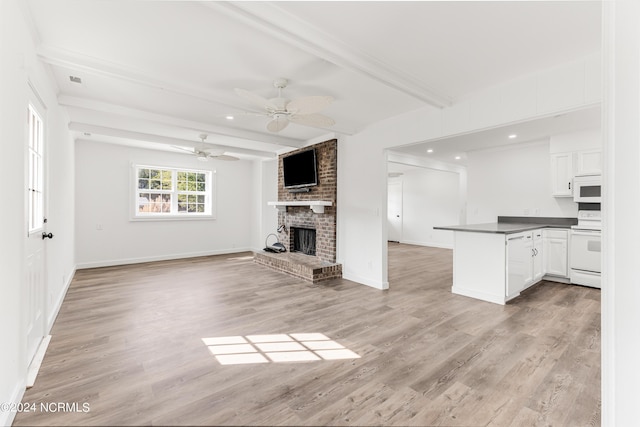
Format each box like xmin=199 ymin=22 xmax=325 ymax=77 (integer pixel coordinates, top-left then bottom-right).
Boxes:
xmin=508 ymin=134 xmax=517 ymax=139
xmin=225 ymin=115 xmax=234 ymax=120
xmin=455 ymin=156 xmax=461 ymax=160
xmin=69 ymin=76 xmax=82 ymax=84
xmin=427 ymin=149 xmax=434 ymax=153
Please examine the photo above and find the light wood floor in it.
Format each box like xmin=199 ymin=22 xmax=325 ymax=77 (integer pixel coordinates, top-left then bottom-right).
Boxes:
xmin=14 ymin=243 xmax=600 ymax=426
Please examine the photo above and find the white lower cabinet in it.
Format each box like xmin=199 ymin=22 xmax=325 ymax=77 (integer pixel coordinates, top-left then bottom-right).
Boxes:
xmin=451 ymin=227 xmax=571 ymax=305
xmin=543 ymin=229 xmax=569 ymax=278
xmin=506 ymin=229 xmax=543 ymax=298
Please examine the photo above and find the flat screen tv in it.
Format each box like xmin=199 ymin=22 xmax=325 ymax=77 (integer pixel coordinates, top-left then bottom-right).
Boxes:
xmin=283 ymin=148 xmax=318 ymax=189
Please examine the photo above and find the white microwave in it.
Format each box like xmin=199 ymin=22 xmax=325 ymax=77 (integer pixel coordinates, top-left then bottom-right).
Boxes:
xmin=573 ymin=175 xmax=602 ymax=203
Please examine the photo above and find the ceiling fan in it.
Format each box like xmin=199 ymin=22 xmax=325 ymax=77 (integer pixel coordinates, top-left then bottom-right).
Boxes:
xmin=173 ymin=134 xmax=239 ymax=161
xmin=234 ymin=78 xmax=335 ymax=133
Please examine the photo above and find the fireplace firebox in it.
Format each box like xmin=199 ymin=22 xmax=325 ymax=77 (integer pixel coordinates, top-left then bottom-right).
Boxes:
xmin=291 ymin=227 xmax=316 ymax=256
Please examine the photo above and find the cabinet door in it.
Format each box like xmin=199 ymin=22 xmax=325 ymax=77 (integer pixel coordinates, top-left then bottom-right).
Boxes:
xmin=544 ymin=237 xmax=568 ymax=277
xmin=507 ymin=232 xmax=532 ymax=296
xmin=532 ymin=230 xmax=544 ymax=282
xmin=576 ymin=149 xmax=602 ymax=176
xmin=550 ymin=153 xmax=574 ymax=197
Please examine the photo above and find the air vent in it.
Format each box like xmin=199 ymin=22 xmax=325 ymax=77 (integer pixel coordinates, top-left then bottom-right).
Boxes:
xmin=69 ymin=76 xmax=82 ymax=84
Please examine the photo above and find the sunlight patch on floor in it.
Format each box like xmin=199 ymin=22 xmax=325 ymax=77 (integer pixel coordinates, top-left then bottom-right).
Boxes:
xmin=202 ymin=333 xmax=361 ymax=365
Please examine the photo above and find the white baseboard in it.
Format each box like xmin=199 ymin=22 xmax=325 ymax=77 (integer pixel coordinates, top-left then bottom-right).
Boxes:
xmin=0 ymin=379 xmax=26 ymax=427
xmin=452 ymin=285 xmax=507 ymax=305
xmin=76 ymin=247 xmax=253 ymax=269
xmin=27 ymin=335 xmax=51 ymax=388
xmin=342 ymin=271 xmax=389 ymax=290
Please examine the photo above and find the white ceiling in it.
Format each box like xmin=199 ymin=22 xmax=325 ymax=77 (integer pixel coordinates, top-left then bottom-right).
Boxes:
xmin=25 ymin=1 xmax=602 ymax=160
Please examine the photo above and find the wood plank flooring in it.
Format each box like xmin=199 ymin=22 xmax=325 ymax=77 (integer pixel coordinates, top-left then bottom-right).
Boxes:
xmin=13 ymin=243 xmax=601 ymax=426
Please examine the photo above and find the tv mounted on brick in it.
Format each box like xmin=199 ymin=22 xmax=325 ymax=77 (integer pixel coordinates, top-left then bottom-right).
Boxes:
xmin=282 ymin=148 xmax=318 ymax=191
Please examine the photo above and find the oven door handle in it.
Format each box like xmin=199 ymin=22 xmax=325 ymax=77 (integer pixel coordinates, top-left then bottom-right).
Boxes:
xmin=571 ymin=230 xmax=601 ymax=236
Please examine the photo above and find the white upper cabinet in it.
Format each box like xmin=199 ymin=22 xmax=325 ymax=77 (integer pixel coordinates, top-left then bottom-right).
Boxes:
xmin=575 ymin=149 xmax=602 ymax=176
xmin=550 ymin=152 xmax=574 ymax=197
xmin=550 ymin=129 xmax=602 ymax=197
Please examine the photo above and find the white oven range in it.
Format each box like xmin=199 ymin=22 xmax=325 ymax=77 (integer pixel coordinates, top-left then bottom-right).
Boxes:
xmin=570 ymin=210 xmax=601 ymax=288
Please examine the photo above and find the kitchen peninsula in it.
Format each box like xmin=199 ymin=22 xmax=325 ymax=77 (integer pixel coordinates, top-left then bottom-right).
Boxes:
xmin=435 ymin=216 xmax=577 ymax=305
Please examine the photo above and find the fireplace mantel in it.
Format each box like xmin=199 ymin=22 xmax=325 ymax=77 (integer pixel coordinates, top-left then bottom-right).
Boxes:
xmin=268 ymin=200 xmax=332 ymax=214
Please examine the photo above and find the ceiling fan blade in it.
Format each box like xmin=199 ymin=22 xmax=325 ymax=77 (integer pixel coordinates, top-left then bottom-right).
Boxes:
xmin=286 ymin=96 xmax=333 ymax=115
xmin=289 ymin=113 xmax=335 ymax=128
xmin=210 ymin=154 xmax=239 ymax=161
xmin=234 ymin=88 xmax=278 ymax=111
xmin=171 ymin=145 xmax=196 ymax=154
xmin=267 ymin=117 xmax=290 ymax=132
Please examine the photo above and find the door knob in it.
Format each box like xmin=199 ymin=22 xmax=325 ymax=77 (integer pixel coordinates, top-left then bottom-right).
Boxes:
xmin=42 ymin=232 xmax=54 ymax=240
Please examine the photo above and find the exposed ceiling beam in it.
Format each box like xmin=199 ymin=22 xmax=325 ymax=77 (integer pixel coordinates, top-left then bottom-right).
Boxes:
xmin=58 ymin=95 xmax=303 ymax=148
xmin=205 ymin=1 xmax=452 ymax=109
xmin=68 ymin=122 xmax=277 ymax=159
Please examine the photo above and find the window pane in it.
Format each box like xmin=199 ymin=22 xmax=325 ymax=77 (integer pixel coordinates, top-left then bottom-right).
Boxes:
xmin=197 ymin=173 xmax=205 ymax=182
xmin=138 ymin=192 xmax=171 ymax=213
xmin=150 ymin=179 xmax=162 ymax=189
xmin=139 ymin=168 xmax=150 ymax=179
xmin=188 ymin=195 xmax=196 ymax=203
xmin=138 ymin=179 xmax=149 ymax=189
xmin=196 ymin=204 xmax=204 ymax=213
xmin=197 ymin=195 xmax=204 ymax=203
xmin=149 ymin=169 xmax=159 ymax=179
xmin=197 ymin=182 xmax=205 ymax=191
xmin=162 ymin=170 xmax=172 ymax=190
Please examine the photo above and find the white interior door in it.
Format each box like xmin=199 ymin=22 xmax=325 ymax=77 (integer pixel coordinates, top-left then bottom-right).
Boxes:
xmin=25 ymin=98 xmax=47 ymax=366
xmin=387 ymin=180 xmax=403 ymax=242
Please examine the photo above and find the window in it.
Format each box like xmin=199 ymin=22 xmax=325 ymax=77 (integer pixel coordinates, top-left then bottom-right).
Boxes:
xmin=133 ymin=165 xmax=214 ymax=219
xmin=27 ymin=104 xmax=44 ymax=233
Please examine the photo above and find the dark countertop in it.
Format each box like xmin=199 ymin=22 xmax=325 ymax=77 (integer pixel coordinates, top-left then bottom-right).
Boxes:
xmin=434 ymin=223 xmax=573 ymax=234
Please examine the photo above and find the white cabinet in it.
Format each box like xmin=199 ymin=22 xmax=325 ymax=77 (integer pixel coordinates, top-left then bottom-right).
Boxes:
xmin=532 ymin=230 xmax=544 ymax=282
xmin=543 ymin=229 xmax=569 ymax=278
xmin=507 ymin=232 xmax=530 ymax=297
xmin=551 ymin=149 xmax=602 ymax=197
xmin=506 ymin=229 xmax=543 ymax=298
xmin=550 ymin=153 xmax=574 ymax=197
xmin=575 ymin=149 xmax=602 ymax=176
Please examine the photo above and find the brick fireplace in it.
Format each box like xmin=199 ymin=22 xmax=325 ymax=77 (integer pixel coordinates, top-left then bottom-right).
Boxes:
xmin=254 ymin=139 xmax=342 ymax=282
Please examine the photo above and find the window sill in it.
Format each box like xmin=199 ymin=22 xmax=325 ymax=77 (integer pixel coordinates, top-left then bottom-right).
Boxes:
xmin=130 ymin=214 xmax=216 ymax=222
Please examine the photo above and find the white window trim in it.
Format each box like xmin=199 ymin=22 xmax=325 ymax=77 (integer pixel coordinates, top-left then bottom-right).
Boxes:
xmin=130 ymin=163 xmax=217 ymax=221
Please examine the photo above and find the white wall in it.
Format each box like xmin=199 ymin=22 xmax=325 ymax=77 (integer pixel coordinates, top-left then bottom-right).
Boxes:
xmin=0 ymin=1 xmax=76 ymax=425
xmin=391 ymin=167 xmax=460 ymax=249
xmin=550 ymin=128 xmax=601 ymax=153
xmin=75 ymin=141 xmax=255 ymax=268
xmin=602 ymin=1 xmax=640 ymax=424
xmin=466 ymin=139 xmax=579 ymax=223
xmin=338 ymin=52 xmax=601 ymax=290
xmin=252 ymin=158 xmax=278 ymax=251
